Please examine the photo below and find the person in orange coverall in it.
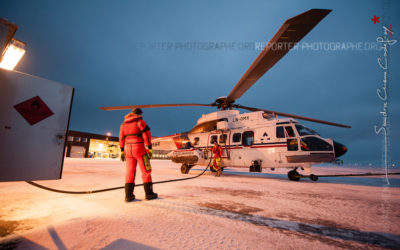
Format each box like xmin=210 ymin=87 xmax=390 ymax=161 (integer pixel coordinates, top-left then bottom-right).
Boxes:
xmin=211 ymin=141 xmax=223 ymax=177
xmin=119 ymin=108 xmax=158 ymax=202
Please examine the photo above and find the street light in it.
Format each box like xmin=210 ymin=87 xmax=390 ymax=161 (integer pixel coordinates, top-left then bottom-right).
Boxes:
xmin=0 ymin=39 xmax=25 ymax=70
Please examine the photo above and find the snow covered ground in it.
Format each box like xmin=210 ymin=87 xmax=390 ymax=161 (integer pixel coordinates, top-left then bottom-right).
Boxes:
xmin=1 ymin=158 xmax=400 ymax=249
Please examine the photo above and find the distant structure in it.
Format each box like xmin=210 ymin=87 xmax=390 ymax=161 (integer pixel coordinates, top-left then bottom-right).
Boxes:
xmin=66 ymin=130 xmax=119 ymax=158
xmin=66 ymin=130 xmax=170 ymax=159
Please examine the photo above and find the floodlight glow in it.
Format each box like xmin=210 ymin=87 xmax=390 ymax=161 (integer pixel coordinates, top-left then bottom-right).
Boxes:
xmin=0 ymin=39 xmax=26 ymax=70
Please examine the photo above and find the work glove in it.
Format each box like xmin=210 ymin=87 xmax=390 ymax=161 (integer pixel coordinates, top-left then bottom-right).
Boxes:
xmin=147 ymin=149 xmax=153 ymax=159
xmin=120 ymin=151 xmax=126 ymax=162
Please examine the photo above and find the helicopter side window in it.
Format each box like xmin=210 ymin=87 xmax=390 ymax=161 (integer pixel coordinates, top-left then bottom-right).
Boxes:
xmin=242 ymin=131 xmax=254 ymax=146
xmin=232 ymin=133 xmax=241 ymax=143
xmin=219 ymin=134 xmax=227 ymax=144
xmin=285 ymin=126 xmax=295 ymax=138
xmin=276 ymin=126 xmax=285 ymax=138
xmin=193 ymin=137 xmax=200 ymax=146
xmin=210 ymin=135 xmax=218 ymax=144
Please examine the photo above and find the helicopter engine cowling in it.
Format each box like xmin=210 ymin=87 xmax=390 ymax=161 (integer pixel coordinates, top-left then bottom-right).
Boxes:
xmin=170 ymin=149 xmax=204 ymax=165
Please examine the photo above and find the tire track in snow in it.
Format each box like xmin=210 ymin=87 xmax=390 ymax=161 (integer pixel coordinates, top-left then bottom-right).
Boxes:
xmin=143 ymin=199 xmax=400 ymax=249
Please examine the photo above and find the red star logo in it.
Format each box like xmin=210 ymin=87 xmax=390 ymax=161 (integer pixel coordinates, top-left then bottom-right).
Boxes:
xmin=371 ymin=15 xmax=380 ymax=24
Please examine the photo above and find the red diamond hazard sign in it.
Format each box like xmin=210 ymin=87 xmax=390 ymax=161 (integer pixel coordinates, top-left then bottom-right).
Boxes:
xmin=14 ymin=96 xmax=54 ymax=125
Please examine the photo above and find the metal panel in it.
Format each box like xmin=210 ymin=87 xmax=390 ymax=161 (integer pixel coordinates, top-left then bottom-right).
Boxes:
xmin=286 ymin=153 xmax=335 ymax=163
xmin=0 ymin=68 xmax=74 ymax=181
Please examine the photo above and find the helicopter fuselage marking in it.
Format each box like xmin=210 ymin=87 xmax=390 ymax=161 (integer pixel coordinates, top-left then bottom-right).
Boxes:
xmin=232 ymin=116 xmax=250 ymax=122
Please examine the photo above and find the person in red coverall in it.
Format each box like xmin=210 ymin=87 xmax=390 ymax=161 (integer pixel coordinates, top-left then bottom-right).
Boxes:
xmin=212 ymin=141 xmax=223 ymax=177
xmin=119 ymin=108 xmax=158 ymax=202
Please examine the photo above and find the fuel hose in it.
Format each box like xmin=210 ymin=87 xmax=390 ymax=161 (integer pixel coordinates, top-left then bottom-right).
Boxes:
xmin=25 ymin=159 xmax=212 ymax=194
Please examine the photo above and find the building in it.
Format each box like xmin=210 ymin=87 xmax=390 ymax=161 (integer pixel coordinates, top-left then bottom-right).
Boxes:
xmin=66 ymin=130 xmax=170 ymax=159
xmin=66 ymin=130 xmax=120 ymax=158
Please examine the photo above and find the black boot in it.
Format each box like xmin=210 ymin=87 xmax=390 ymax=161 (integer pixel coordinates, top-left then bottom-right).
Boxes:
xmin=125 ymin=183 xmax=135 ymax=202
xmin=143 ymin=182 xmax=158 ymax=200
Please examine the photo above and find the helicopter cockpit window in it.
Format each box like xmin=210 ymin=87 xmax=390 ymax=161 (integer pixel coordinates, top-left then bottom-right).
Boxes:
xmin=232 ymin=133 xmax=241 ymax=143
xmin=276 ymin=126 xmax=285 ymax=138
xmin=219 ymin=134 xmax=227 ymax=144
xmin=300 ymin=137 xmax=333 ymax=151
xmin=295 ymin=125 xmax=319 ymax=136
xmin=285 ymin=126 xmax=295 ymax=138
xmin=242 ymin=131 xmax=254 ymax=146
xmin=210 ymin=135 xmax=218 ymax=144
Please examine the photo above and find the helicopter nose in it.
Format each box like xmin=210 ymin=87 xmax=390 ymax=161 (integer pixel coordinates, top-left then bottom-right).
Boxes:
xmin=333 ymin=141 xmax=347 ymax=158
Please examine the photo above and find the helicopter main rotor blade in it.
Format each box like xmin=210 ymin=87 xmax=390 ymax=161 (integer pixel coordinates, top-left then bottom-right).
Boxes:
xmin=100 ymin=103 xmax=214 ymax=111
xmin=234 ymin=104 xmax=351 ymax=128
xmin=226 ymin=9 xmax=331 ymax=103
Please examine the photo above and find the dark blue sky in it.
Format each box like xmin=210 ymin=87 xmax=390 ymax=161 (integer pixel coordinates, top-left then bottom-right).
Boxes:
xmin=1 ymin=0 xmax=399 ymax=165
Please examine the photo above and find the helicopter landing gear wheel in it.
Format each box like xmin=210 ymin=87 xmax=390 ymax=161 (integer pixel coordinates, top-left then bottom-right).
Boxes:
xmin=310 ymin=174 xmax=318 ymax=182
xmin=181 ymin=164 xmax=193 ymax=174
xmin=210 ymin=167 xmax=216 ymax=173
xmin=288 ymin=170 xmax=300 ymax=181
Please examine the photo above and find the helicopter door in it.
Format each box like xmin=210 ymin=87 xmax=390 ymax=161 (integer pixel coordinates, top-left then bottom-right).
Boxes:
xmin=284 ymin=126 xmax=298 ymax=151
xmin=207 ymin=133 xmax=230 ymax=160
xmin=241 ymin=131 xmax=254 ymax=167
xmin=229 ymin=132 xmax=243 ymax=167
xmin=218 ymin=133 xmax=229 ymax=160
xmin=275 ymin=126 xmax=298 ymax=163
xmin=276 ymin=126 xmax=298 ymax=150
xmin=207 ymin=134 xmax=218 ymax=159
